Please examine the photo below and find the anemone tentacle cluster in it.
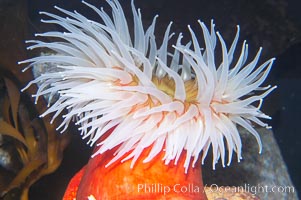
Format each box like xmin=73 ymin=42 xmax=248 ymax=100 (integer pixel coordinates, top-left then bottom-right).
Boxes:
xmin=20 ymin=0 xmax=276 ymax=172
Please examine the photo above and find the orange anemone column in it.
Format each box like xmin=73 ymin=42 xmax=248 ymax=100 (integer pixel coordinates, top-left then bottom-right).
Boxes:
xmin=63 ymin=143 xmax=207 ymax=200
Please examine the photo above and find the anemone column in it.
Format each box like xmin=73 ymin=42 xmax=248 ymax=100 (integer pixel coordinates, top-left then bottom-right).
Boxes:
xmin=63 ymin=143 xmax=207 ymax=200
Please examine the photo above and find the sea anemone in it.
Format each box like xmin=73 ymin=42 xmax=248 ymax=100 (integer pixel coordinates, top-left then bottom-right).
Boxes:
xmin=20 ymin=0 xmax=275 ymax=199
xmin=20 ymin=0 xmax=276 ymax=172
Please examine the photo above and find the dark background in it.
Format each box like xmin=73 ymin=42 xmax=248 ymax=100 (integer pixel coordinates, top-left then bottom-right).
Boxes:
xmin=1 ymin=0 xmax=300 ymax=199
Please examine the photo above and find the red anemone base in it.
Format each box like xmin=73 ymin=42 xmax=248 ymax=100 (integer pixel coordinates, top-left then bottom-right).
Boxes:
xmin=63 ymin=145 xmax=207 ymax=200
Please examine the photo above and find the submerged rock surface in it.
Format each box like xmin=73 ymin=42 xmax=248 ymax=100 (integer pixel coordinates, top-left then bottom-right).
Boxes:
xmin=203 ymin=128 xmax=298 ymax=200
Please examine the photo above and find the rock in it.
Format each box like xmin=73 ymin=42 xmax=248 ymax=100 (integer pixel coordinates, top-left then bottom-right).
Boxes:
xmin=202 ymin=128 xmax=298 ymax=200
xmin=205 ymin=186 xmax=260 ymax=200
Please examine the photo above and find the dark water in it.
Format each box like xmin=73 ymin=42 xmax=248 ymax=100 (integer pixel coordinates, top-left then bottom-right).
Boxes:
xmin=1 ymin=0 xmax=300 ymax=199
